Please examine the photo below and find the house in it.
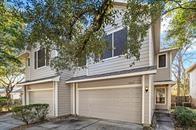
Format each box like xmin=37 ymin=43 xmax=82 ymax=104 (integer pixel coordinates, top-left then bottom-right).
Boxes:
xmin=18 ymin=1 xmax=177 ymax=126
xmin=187 ymin=63 xmax=196 ymax=107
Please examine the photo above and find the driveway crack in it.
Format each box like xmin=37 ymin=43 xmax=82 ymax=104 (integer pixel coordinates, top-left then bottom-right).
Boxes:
xmin=78 ymin=120 xmax=100 ymax=130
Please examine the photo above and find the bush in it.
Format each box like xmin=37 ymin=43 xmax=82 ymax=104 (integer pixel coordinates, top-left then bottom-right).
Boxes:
xmin=174 ymin=106 xmax=196 ymax=128
xmin=12 ymin=104 xmax=49 ymax=125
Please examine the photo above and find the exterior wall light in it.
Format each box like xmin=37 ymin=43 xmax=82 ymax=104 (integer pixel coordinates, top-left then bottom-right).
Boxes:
xmin=145 ymin=87 xmax=148 ymax=93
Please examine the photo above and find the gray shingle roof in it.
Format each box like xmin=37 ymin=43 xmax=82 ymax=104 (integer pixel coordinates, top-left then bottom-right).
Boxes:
xmin=67 ymin=66 xmax=156 ymax=82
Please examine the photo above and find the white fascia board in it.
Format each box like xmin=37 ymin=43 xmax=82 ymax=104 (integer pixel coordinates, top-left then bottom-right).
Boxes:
xmin=154 ymin=81 xmax=175 ymax=85
xmin=18 ymin=76 xmax=60 ymax=86
xmin=66 ymin=70 xmax=157 ymax=83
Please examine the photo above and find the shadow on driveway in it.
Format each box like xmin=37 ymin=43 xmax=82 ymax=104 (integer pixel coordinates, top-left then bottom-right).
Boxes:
xmin=26 ymin=116 xmax=143 ymax=130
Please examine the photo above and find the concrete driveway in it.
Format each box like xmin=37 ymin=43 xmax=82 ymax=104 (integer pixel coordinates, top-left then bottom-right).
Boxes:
xmin=27 ymin=116 xmax=143 ymax=130
xmin=0 ymin=113 xmax=24 ymax=130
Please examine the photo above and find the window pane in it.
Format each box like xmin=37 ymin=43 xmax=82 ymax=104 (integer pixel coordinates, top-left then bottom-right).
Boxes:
xmin=102 ymin=34 xmax=112 ymax=59
xmin=38 ymin=48 xmax=46 ymax=68
xmin=46 ymin=48 xmax=50 ymax=66
xmin=159 ymin=54 xmax=166 ymax=68
xmin=34 ymin=52 xmax=37 ymax=69
xmin=27 ymin=58 xmax=30 ymax=66
xmin=156 ymin=88 xmax=166 ymax=104
xmin=114 ymin=28 xmax=127 ymax=56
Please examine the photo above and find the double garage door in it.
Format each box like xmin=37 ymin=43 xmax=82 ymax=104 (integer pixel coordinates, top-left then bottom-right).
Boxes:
xmin=78 ymin=78 xmax=142 ymax=123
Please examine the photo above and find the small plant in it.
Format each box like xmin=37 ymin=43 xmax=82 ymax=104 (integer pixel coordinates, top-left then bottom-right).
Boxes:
xmin=174 ymin=106 xmax=196 ymax=128
xmin=12 ymin=104 xmax=49 ymax=125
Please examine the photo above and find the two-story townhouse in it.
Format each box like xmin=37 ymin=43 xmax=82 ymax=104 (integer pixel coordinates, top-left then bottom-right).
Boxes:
xmin=18 ymin=1 xmax=178 ymax=126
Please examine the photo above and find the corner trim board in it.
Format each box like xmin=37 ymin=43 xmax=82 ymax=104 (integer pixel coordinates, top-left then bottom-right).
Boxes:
xmin=142 ymin=75 xmax=145 ymax=124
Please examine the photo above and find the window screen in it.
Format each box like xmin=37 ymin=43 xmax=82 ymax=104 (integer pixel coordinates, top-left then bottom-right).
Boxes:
xmin=38 ymin=48 xmax=46 ymax=68
xmin=158 ymin=54 xmax=166 ymax=68
xmin=102 ymin=34 xmax=112 ymax=59
xmin=114 ymin=28 xmax=127 ymax=56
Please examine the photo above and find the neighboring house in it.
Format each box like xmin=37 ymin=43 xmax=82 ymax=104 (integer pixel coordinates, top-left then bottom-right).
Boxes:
xmin=187 ymin=63 xmax=196 ymax=107
xmin=0 ymin=88 xmax=23 ymax=100
xmin=18 ymin=1 xmax=177 ymax=125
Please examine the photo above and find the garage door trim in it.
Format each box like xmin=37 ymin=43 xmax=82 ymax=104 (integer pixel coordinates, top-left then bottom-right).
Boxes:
xmin=27 ymin=88 xmax=53 ymax=91
xmin=78 ymin=84 xmax=142 ymax=91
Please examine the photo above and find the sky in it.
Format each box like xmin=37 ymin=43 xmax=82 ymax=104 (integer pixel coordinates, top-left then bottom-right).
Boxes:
xmin=161 ymin=16 xmax=196 ymax=69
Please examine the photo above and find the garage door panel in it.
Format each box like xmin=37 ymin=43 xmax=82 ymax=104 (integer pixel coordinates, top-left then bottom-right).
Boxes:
xmin=29 ymin=90 xmax=53 ymax=116
xmin=78 ymin=87 xmax=142 ymax=123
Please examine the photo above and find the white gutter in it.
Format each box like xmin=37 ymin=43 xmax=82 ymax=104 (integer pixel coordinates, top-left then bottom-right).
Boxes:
xmin=17 ymin=76 xmax=60 ymax=86
xmin=66 ymin=70 xmax=157 ymax=83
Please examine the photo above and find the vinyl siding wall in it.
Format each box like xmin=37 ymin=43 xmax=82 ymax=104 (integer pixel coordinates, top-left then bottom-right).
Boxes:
xmin=25 ymin=48 xmax=57 ymax=81
xmin=154 ymin=52 xmax=172 ymax=81
xmin=57 ymin=70 xmax=73 ymax=116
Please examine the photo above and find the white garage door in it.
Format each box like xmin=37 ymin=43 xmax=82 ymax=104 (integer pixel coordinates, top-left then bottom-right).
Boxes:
xmin=29 ymin=90 xmax=53 ymax=116
xmin=78 ymin=86 xmax=142 ymax=123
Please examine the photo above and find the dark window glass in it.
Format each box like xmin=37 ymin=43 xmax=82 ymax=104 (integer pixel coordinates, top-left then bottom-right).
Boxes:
xmin=102 ymin=34 xmax=112 ymax=59
xmin=158 ymin=54 xmax=166 ymax=68
xmin=34 ymin=52 xmax=37 ymax=69
xmin=38 ymin=48 xmax=46 ymax=68
xmin=114 ymin=28 xmax=127 ymax=56
xmin=27 ymin=58 xmax=30 ymax=66
xmin=46 ymin=48 xmax=50 ymax=66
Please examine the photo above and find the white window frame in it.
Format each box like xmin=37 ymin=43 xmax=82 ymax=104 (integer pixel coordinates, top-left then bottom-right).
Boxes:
xmin=34 ymin=48 xmax=48 ymax=69
xmin=102 ymin=26 xmax=126 ymax=60
xmin=157 ymin=53 xmax=167 ymax=69
xmin=155 ymin=87 xmax=166 ymax=105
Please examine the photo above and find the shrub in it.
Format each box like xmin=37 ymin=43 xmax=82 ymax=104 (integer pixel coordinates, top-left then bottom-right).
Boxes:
xmin=12 ymin=104 xmax=49 ymax=125
xmin=174 ymin=106 xmax=196 ymax=128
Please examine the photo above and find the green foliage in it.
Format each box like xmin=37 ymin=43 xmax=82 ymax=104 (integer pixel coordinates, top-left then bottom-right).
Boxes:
xmin=12 ymin=104 xmax=49 ymax=125
xmin=174 ymin=106 xmax=196 ymax=128
xmin=11 ymin=0 xmax=195 ymax=70
xmin=0 ymin=2 xmax=25 ymax=69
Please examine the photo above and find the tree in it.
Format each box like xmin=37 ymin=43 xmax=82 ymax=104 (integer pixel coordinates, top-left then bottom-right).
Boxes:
xmin=0 ymin=63 xmax=24 ymax=99
xmin=11 ymin=0 xmax=195 ymax=70
xmin=172 ymin=44 xmax=195 ymax=96
xmin=0 ymin=2 xmax=25 ymax=69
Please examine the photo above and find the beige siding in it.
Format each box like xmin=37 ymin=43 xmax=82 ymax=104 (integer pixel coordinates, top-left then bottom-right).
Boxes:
xmin=73 ymin=13 xmax=150 ymax=77
xmin=57 ymin=70 xmax=73 ymax=116
xmin=25 ymin=48 xmax=56 ymax=81
xmin=79 ymin=87 xmax=142 ymax=123
xmin=79 ymin=76 xmax=141 ymax=88
xmin=154 ymin=51 xmax=173 ymax=81
xmin=190 ymin=69 xmax=196 ymax=98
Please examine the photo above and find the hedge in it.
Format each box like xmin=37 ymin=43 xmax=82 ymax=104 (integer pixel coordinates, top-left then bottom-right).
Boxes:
xmin=12 ymin=104 xmax=49 ymax=125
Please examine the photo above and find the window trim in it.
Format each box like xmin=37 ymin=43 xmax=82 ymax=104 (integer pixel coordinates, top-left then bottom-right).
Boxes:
xmin=34 ymin=48 xmax=49 ymax=69
xmin=157 ymin=53 xmax=167 ymax=69
xmin=102 ymin=27 xmax=127 ymax=60
xmin=155 ymin=87 xmax=166 ymax=105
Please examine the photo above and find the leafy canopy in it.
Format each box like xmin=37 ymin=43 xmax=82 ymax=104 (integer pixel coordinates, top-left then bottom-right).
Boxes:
xmin=0 ymin=2 xmax=25 ymax=69
xmin=12 ymin=0 xmax=195 ymax=70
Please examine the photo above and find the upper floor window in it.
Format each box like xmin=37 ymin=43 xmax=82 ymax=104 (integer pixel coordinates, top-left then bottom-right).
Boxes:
xmin=158 ymin=53 xmax=167 ymax=68
xmin=34 ymin=48 xmax=50 ymax=69
xmin=27 ymin=58 xmax=30 ymax=66
xmin=102 ymin=28 xmax=127 ymax=59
